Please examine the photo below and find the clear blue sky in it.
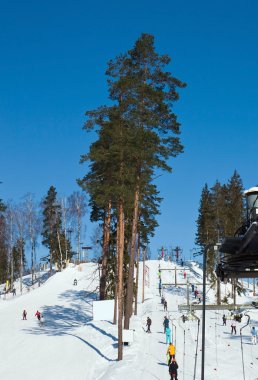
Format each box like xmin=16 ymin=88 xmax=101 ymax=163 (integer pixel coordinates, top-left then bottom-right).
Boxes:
xmin=1 ymin=0 xmax=258 ymax=260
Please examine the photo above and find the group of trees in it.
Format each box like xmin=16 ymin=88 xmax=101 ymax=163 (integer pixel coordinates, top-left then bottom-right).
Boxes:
xmin=0 ymin=188 xmax=87 ymax=290
xmin=78 ymin=33 xmax=185 ymax=359
xmin=195 ymin=170 xmax=245 ymax=278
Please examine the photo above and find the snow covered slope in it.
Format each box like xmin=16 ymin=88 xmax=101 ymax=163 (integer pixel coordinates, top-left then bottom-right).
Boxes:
xmin=0 ymin=260 xmax=257 ymax=380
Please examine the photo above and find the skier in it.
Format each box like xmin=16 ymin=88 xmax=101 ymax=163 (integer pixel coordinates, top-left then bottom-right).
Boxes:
xmin=231 ymin=319 xmax=237 ymax=334
xmin=73 ymin=279 xmax=77 ymax=286
xmin=194 ymin=289 xmax=198 ymax=299
xmin=167 ymin=342 xmax=176 ymax=365
xmin=191 ymin=284 xmax=195 ymax=293
xmin=164 ymin=300 xmax=168 ymax=311
xmin=161 ymin=295 xmax=165 ymax=304
xmin=183 ymin=271 xmax=186 ymax=280
xmin=22 ymin=310 xmax=27 ymax=320
xmin=182 ymin=314 xmax=186 ymax=323
xmin=251 ymin=326 xmax=257 ymax=345
xmin=12 ymin=287 xmax=16 ymax=296
xmin=222 ymin=314 xmax=227 ymax=326
xmin=165 ymin=326 xmax=171 ymax=344
xmin=169 ymin=357 xmax=178 ymax=380
xmin=163 ymin=316 xmax=169 ymax=333
xmin=146 ymin=317 xmax=152 ymax=333
xmin=35 ymin=310 xmax=41 ymax=322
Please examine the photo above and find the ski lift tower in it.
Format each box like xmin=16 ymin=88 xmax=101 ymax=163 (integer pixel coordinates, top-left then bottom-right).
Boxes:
xmin=158 ymin=246 xmax=167 ymax=260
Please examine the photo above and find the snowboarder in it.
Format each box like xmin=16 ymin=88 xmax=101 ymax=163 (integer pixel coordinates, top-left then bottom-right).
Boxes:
xmin=169 ymin=357 xmax=178 ymax=379
xmin=73 ymin=279 xmax=77 ymax=286
xmin=146 ymin=317 xmax=152 ymax=333
xmin=35 ymin=310 xmax=41 ymax=322
xmin=231 ymin=319 xmax=237 ymax=334
xmin=251 ymin=326 xmax=257 ymax=345
xmin=163 ymin=316 xmax=169 ymax=333
xmin=22 ymin=310 xmax=27 ymax=320
xmin=165 ymin=326 xmax=171 ymax=344
xmin=164 ymin=300 xmax=168 ymax=311
xmin=167 ymin=342 xmax=176 ymax=365
xmin=222 ymin=314 xmax=227 ymax=326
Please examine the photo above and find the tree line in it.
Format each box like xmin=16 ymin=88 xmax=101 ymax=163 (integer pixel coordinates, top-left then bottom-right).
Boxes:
xmin=0 ymin=187 xmax=87 ymax=291
xmin=195 ymin=170 xmax=246 ymax=299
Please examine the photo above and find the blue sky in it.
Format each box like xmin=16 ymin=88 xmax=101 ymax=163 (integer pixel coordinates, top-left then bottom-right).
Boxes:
xmin=1 ymin=0 xmax=258 ymax=260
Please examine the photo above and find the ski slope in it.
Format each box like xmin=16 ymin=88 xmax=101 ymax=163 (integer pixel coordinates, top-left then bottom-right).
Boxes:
xmin=0 ymin=260 xmax=257 ymax=380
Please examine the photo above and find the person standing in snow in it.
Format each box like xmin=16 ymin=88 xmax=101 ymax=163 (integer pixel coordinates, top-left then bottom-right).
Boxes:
xmin=251 ymin=326 xmax=257 ymax=345
xmin=146 ymin=317 xmax=152 ymax=333
xmin=169 ymin=357 xmax=178 ymax=379
xmin=159 ymin=281 xmax=162 ymax=296
xmin=222 ymin=314 xmax=227 ymax=326
xmin=231 ymin=319 xmax=237 ymax=334
xmin=163 ymin=316 xmax=169 ymax=333
xmin=165 ymin=326 xmax=171 ymax=344
xmin=164 ymin=300 xmax=168 ymax=311
xmin=167 ymin=342 xmax=176 ymax=365
xmin=22 ymin=310 xmax=27 ymax=320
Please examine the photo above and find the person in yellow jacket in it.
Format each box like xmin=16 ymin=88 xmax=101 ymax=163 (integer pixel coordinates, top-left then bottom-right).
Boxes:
xmin=166 ymin=343 xmax=176 ymax=365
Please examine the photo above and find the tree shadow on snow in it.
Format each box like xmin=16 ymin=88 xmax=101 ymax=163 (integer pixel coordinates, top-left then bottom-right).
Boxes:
xmin=22 ymin=289 xmax=118 ymax=361
xmin=65 ymin=333 xmax=116 ymax=362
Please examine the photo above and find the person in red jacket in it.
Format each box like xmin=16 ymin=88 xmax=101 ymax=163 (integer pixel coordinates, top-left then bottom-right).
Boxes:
xmin=35 ymin=310 xmax=41 ymax=321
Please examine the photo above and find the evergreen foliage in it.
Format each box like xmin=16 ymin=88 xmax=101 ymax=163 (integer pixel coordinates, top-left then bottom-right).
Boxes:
xmin=196 ymin=171 xmax=245 ymax=277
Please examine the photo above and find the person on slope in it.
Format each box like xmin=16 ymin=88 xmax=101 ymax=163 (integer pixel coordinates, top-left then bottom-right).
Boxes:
xmin=222 ymin=314 xmax=227 ymax=326
xmin=231 ymin=319 xmax=237 ymax=334
xmin=146 ymin=317 xmax=152 ymax=333
xmin=163 ymin=316 xmax=169 ymax=333
xmin=22 ymin=310 xmax=27 ymax=320
xmin=167 ymin=342 xmax=176 ymax=365
xmin=165 ymin=326 xmax=172 ymax=344
xmin=251 ymin=326 xmax=257 ymax=345
xmin=164 ymin=300 xmax=168 ymax=311
xmin=35 ymin=310 xmax=41 ymax=322
xmin=169 ymin=357 xmax=178 ymax=380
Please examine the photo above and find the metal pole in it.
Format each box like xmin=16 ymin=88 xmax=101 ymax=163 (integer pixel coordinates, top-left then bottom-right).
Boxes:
xmin=201 ymin=246 xmax=206 ymax=380
xmin=201 ymin=244 xmax=213 ymax=380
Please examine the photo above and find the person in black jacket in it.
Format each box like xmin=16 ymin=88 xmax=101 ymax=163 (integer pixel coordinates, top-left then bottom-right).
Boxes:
xmin=146 ymin=317 xmax=152 ymax=333
xmin=169 ymin=357 xmax=178 ymax=379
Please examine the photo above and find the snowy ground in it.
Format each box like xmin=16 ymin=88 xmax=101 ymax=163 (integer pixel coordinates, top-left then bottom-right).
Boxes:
xmin=0 ymin=260 xmax=258 ymax=380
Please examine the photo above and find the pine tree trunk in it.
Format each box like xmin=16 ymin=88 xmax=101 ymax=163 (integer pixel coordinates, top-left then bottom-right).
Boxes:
xmin=117 ymin=200 xmax=125 ymax=361
xmin=124 ymin=183 xmax=139 ymax=329
xmin=134 ymin=244 xmax=140 ymax=315
xmin=20 ymin=244 xmax=23 ymax=294
xmin=100 ymin=201 xmax=111 ymax=300
xmin=216 ymin=274 xmax=221 ymax=305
